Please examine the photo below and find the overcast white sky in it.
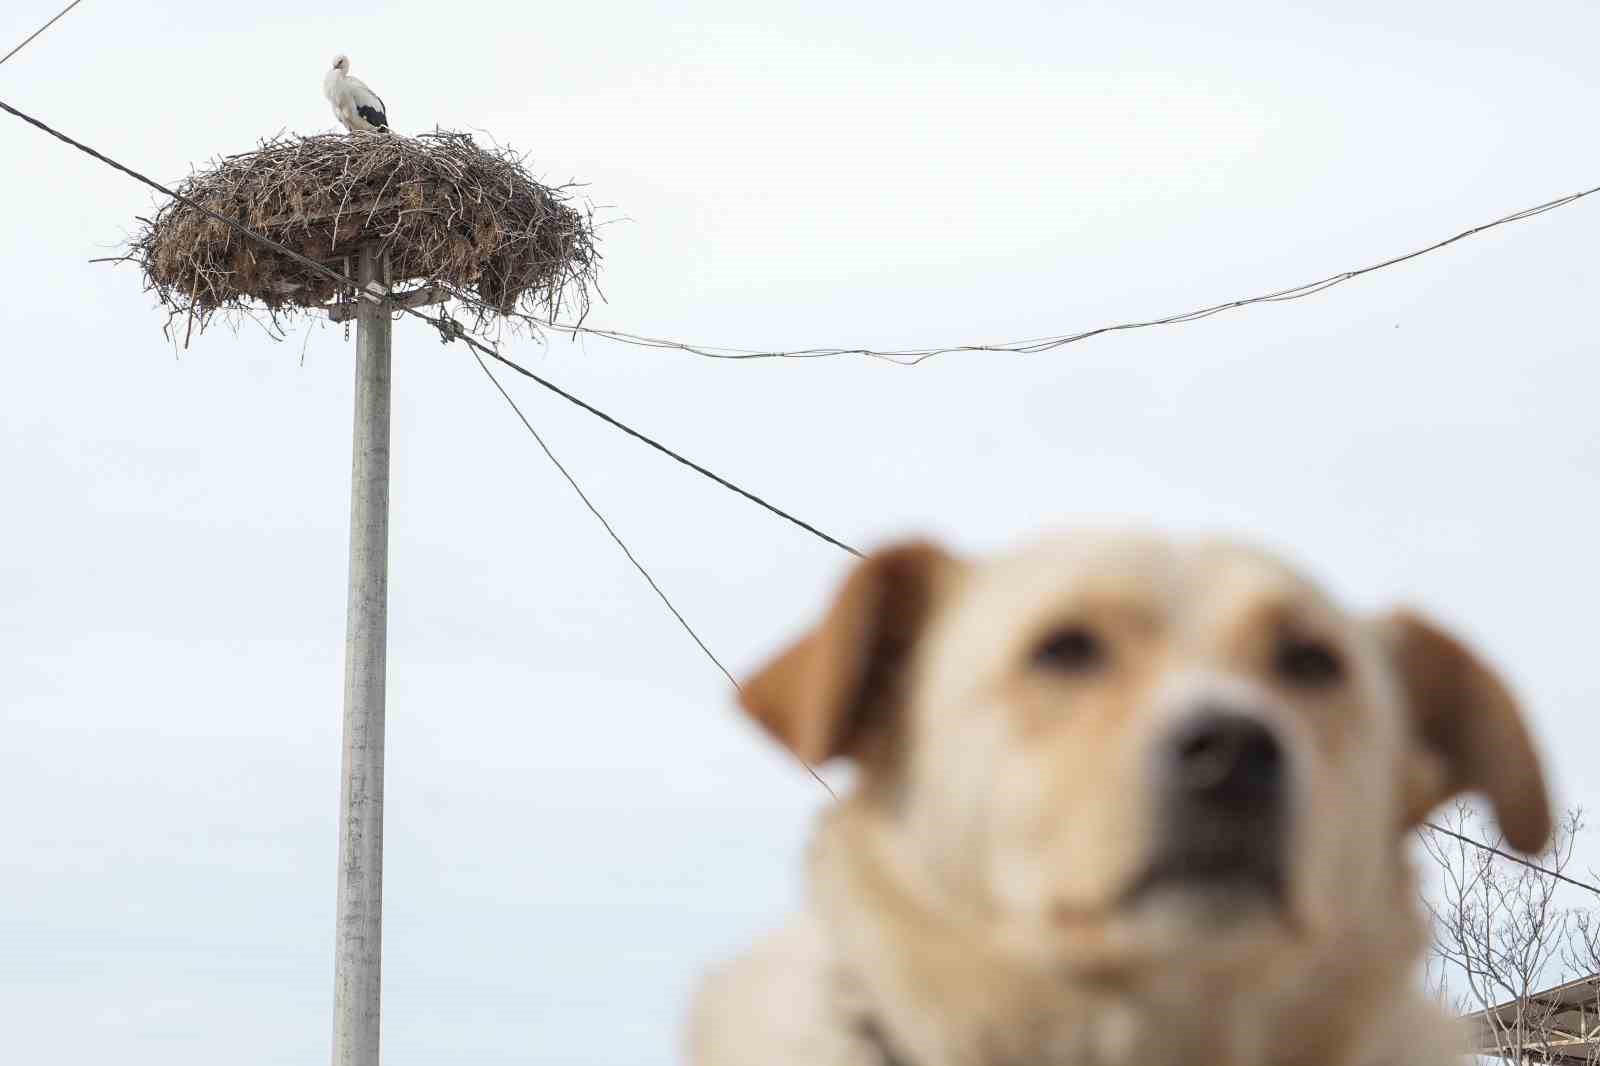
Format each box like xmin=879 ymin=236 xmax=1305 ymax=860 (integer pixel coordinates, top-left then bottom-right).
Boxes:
xmin=2 ymin=1 xmax=1598 ymax=1062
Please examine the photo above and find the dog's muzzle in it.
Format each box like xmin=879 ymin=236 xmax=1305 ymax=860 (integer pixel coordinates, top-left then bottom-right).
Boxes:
xmin=1127 ymin=707 xmax=1288 ymax=907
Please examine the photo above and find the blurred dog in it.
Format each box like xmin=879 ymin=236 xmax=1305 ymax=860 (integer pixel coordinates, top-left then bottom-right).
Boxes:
xmin=688 ymin=531 xmax=1551 ymax=1066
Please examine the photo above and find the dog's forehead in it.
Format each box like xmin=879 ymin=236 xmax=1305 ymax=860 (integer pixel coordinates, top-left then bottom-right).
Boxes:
xmin=960 ymin=531 xmax=1334 ymax=622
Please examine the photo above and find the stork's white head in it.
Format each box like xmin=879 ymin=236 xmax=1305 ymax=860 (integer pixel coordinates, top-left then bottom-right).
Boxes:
xmin=331 ymin=54 xmax=350 ymax=73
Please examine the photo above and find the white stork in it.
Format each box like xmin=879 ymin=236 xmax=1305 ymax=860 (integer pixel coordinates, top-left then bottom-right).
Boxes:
xmin=323 ymin=55 xmax=390 ymax=133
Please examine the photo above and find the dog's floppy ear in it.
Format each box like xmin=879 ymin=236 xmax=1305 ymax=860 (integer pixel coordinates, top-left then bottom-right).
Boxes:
xmin=1381 ymin=609 xmax=1552 ymax=854
xmin=741 ymin=541 xmax=957 ymax=766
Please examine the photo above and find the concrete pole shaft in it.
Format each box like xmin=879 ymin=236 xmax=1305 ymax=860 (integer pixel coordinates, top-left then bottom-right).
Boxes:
xmin=332 ymin=244 xmax=391 ymax=1066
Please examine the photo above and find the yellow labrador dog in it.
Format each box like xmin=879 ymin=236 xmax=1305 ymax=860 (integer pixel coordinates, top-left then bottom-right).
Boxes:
xmin=688 ymin=531 xmax=1551 ymax=1066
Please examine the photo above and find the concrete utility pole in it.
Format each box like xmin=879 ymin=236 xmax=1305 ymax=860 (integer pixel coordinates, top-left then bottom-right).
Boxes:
xmin=332 ymin=243 xmax=392 ymax=1066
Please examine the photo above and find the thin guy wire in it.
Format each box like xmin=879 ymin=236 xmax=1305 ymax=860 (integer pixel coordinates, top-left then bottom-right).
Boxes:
xmin=473 ymin=349 xmax=739 ymax=687
xmin=0 ymin=96 xmax=862 ymax=557
xmin=472 ymin=351 xmax=836 ymax=798
xmin=0 ymin=0 xmax=86 ymax=69
xmin=1422 ymin=820 xmax=1600 ymax=897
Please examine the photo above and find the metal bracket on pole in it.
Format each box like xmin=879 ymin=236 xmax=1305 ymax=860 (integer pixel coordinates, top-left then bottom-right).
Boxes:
xmin=326 ymin=284 xmax=449 ymax=323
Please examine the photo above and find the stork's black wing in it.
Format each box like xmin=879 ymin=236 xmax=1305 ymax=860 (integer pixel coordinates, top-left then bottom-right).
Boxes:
xmin=355 ymin=85 xmax=389 ymax=131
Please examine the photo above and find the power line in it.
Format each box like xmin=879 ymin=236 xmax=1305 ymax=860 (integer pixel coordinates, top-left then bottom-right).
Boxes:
xmin=426 ymin=315 xmax=864 ymax=558
xmin=534 ymin=183 xmax=1600 ymax=365
xmin=0 ymin=97 xmax=372 ymax=293
xmin=0 ymin=0 xmax=86 ymax=69
xmin=472 ymin=350 xmax=836 ymax=799
xmin=1422 ymin=820 xmax=1600 ymax=897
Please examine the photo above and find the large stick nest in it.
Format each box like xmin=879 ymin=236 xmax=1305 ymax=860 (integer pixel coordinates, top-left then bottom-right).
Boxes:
xmin=125 ymin=129 xmax=602 ymax=338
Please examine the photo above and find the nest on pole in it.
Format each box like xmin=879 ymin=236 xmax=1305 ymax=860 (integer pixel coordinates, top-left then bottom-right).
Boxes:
xmin=123 ymin=129 xmax=602 ymax=340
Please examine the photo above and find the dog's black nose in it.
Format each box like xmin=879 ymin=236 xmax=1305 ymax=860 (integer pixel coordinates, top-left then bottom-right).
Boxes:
xmin=1167 ymin=711 xmax=1282 ymax=810
xmin=1128 ymin=710 xmax=1289 ymax=907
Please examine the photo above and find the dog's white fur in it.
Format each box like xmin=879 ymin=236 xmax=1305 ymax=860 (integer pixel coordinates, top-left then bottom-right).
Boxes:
xmin=688 ymin=531 xmax=1551 ymax=1066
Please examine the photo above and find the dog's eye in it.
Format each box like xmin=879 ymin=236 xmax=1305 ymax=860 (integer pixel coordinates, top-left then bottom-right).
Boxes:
xmin=1032 ymin=626 xmax=1105 ymax=673
xmin=1275 ymin=638 xmax=1343 ymax=686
